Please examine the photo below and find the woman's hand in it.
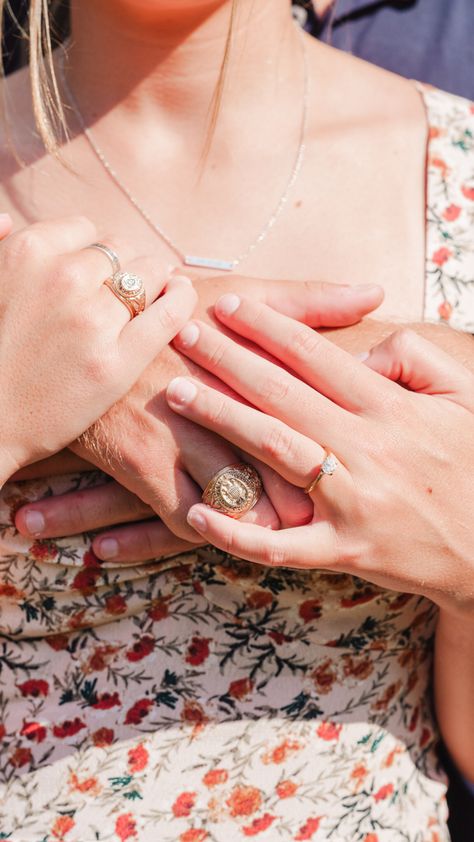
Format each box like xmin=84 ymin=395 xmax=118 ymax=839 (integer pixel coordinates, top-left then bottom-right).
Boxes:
xmin=0 ymin=214 xmax=197 ymax=482
xmin=166 ymin=294 xmax=474 ymax=618
xmin=14 ymin=278 xmax=383 ymax=551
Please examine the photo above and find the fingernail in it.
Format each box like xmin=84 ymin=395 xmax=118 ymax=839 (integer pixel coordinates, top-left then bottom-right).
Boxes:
xmin=0 ymin=213 xmax=11 ymax=223
xmin=24 ymin=510 xmax=45 ymax=536
xmin=355 ymin=351 xmax=370 ymax=361
xmin=176 ymin=322 xmax=200 ymax=348
xmin=187 ymin=509 xmax=207 ymax=532
xmin=172 ymin=275 xmax=193 ymax=285
xmin=96 ymin=538 xmax=119 ymax=560
xmin=167 ymin=377 xmax=198 ymax=407
xmin=216 ymin=293 xmax=241 ymax=317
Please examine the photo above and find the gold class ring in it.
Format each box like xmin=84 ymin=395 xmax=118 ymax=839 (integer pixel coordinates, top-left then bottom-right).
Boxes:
xmin=304 ymin=452 xmax=339 ymax=495
xmin=202 ymin=463 xmax=263 ymax=518
xmin=104 ymin=271 xmax=146 ymax=319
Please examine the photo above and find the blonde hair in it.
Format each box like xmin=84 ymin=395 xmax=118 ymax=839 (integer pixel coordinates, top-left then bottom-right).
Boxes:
xmin=0 ymin=0 xmax=241 ymax=157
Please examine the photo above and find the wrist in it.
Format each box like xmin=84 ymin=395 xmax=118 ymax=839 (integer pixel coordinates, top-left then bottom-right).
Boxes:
xmin=436 ymin=605 xmax=474 ymax=645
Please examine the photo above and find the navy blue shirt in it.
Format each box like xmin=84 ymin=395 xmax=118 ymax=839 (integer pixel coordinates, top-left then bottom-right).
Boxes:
xmin=293 ymin=0 xmax=474 ymax=99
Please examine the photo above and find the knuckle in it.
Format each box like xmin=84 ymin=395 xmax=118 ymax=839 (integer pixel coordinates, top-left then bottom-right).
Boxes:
xmin=263 ymin=538 xmax=287 ymax=568
xmin=157 ymin=300 xmax=181 ymax=333
xmin=390 ymin=327 xmax=417 ymax=356
xmin=8 ymin=227 xmax=46 ymax=261
xmin=261 ymin=423 xmax=296 ymax=462
xmin=287 ymin=326 xmax=321 ymax=359
xmin=204 ymin=395 xmax=229 ymax=427
xmin=256 ymin=372 xmax=291 ymax=404
xmin=203 ymin=341 xmax=227 ymax=373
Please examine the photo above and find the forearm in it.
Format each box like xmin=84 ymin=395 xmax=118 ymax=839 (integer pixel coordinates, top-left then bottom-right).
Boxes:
xmin=323 ymin=318 xmax=474 ymax=371
xmin=434 ymin=610 xmax=474 ymax=782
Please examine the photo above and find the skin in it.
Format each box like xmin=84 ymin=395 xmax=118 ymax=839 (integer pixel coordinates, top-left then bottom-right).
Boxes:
xmin=0 ymin=0 xmax=472 ymax=778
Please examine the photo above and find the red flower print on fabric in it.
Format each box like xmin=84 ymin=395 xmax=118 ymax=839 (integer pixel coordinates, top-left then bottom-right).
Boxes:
xmin=51 ymin=816 xmax=75 ymax=839
xmin=92 ymin=691 xmax=121 ymax=710
xmin=438 ymin=300 xmax=453 ymax=321
xmin=172 ymin=792 xmax=196 ymax=818
xmin=295 ymin=817 xmax=323 ymax=840
xmin=180 ymin=831 xmax=208 ymax=842
xmin=105 ymin=594 xmax=127 ymax=615
xmin=124 ymin=698 xmax=153 ymax=725
xmin=243 ymin=813 xmax=276 ymax=836
xmin=17 ymin=679 xmax=49 ymax=698
xmin=92 ymin=727 xmax=115 ymax=747
xmin=432 ymin=247 xmax=452 ymax=266
xmin=228 ymin=678 xmax=254 ymax=700
xmin=317 ymin=722 xmax=342 ymax=741
xmin=126 ymin=635 xmax=155 ymax=662
xmin=226 ymin=786 xmax=262 ymax=817
xmin=185 ymin=636 xmax=211 ymax=666
xmin=442 ymin=204 xmax=461 ymax=221
xmin=147 ymin=596 xmax=171 ymax=621
xmin=373 ymin=783 xmax=394 ymax=801
xmin=128 ymin=743 xmax=149 ymax=774
xmin=276 ymin=780 xmax=298 ymax=799
xmin=53 ymin=718 xmax=86 ymax=739
xmin=9 ymin=746 xmax=32 ymax=768
xmin=202 ymin=768 xmax=228 ymax=788
xmin=20 ymin=721 xmax=47 ymax=743
xmin=298 ymin=600 xmax=322 ymax=623
xmin=461 ymin=184 xmax=474 ymax=201
xmin=115 ymin=813 xmax=138 ymax=841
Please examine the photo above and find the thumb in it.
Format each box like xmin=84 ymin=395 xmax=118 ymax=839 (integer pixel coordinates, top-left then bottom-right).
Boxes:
xmin=362 ymin=328 xmax=474 ymax=409
xmin=264 ymin=281 xmax=384 ymax=327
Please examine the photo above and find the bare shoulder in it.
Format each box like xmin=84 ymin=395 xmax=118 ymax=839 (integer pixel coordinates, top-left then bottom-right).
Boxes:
xmin=305 ymin=37 xmax=426 ymax=136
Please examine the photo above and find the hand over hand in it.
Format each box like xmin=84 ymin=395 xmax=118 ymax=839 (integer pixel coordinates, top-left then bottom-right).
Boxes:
xmin=166 ymin=294 xmax=474 ymax=618
xmin=14 ymin=278 xmax=383 ymax=555
xmin=0 ymin=214 xmax=196 ymax=482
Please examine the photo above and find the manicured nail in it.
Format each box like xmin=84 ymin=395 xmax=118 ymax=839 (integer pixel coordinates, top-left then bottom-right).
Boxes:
xmin=172 ymin=275 xmax=193 ymax=285
xmin=176 ymin=322 xmax=200 ymax=348
xmin=24 ymin=510 xmax=45 ymax=536
xmin=215 ymin=293 xmax=241 ymax=317
xmin=167 ymin=377 xmax=198 ymax=407
xmin=355 ymin=351 xmax=370 ymax=362
xmin=96 ymin=538 xmax=119 ymax=560
xmin=187 ymin=509 xmax=207 ymax=532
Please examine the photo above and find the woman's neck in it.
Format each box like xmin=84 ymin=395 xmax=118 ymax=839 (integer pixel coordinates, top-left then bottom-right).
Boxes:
xmin=67 ymin=0 xmax=300 ymax=136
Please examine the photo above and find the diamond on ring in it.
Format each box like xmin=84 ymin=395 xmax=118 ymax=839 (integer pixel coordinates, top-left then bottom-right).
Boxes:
xmin=114 ymin=272 xmax=144 ymax=298
xmin=304 ymin=451 xmax=339 ymax=495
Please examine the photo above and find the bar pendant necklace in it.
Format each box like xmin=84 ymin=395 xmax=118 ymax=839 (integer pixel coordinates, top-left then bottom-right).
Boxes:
xmin=59 ymin=29 xmax=309 ymax=273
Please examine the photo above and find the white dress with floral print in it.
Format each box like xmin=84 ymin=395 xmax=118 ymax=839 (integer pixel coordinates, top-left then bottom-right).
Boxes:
xmin=0 ymin=87 xmax=472 ymax=842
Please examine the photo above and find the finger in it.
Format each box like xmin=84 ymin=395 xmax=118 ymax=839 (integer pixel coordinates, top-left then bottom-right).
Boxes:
xmin=179 ymin=429 xmax=280 ymax=529
xmin=244 ymin=457 xmax=314 ymax=528
xmin=95 ymin=254 xmax=170 ymax=327
xmin=363 ymin=328 xmax=474 ymax=410
xmin=265 ymin=281 xmax=384 ymax=327
xmin=0 ymin=213 xmax=13 ymax=239
xmin=93 ymin=519 xmax=197 ymax=563
xmin=15 ymin=482 xmax=154 ymax=539
xmin=10 ymin=450 xmax=93 ymax=481
xmin=166 ymin=376 xmax=327 ymax=489
xmin=64 ymin=236 xmax=135 ymax=290
xmin=13 ymin=215 xmax=98 ymax=255
xmin=172 ymin=321 xmax=351 ymax=448
xmin=119 ymin=276 xmax=198 ymax=364
xmin=213 ymin=295 xmax=391 ymax=412
xmin=186 ymin=504 xmax=337 ymax=570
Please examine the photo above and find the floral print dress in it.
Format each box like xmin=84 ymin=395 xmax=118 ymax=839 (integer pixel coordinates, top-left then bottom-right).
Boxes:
xmin=0 ymin=86 xmax=473 ymax=842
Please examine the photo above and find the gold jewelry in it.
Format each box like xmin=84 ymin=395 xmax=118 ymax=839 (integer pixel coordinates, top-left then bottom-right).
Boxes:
xmin=104 ymin=271 xmax=146 ymax=319
xmin=86 ymin=242 xmax=121 ymax=275
xmin=202 ymin=463 xmax=263 ymax=518
xmin=304 ymin=452 xmax=339 ymax=494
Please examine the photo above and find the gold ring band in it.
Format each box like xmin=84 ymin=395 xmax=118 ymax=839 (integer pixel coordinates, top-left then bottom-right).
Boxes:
xmin=104 ymin=271 xmax=146 ymax=320
xmin=304 ymin=452 xmax=339 ymax=494
xmin=202 ymin=463 xmax=263 ymax=518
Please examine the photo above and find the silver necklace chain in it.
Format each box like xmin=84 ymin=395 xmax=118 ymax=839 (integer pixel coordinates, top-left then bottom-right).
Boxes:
xmin=58 ymin=30 xmax=309 ymax=273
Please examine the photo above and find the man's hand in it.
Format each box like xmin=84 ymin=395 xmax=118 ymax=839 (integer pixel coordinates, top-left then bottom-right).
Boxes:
xmin=14 ymin=277 xmax=384 ymax=558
